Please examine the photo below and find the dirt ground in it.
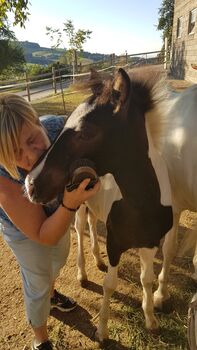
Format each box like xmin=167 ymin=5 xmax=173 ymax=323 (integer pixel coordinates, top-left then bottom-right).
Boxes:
xmin=167 ymin=77 xmax=194 ymax=92
xmin=0 ymin=210 xmax=196 ymax=350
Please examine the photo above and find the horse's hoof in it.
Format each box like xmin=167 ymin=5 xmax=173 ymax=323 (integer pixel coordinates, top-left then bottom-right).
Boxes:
xmin=94 ymin=329 xmax=109 ymax=344
xmin=97 ymin=262 xmax=108 ymax=272
xmin=191 ymin=273 xmax=197 ymax=282
xmin=154 ymin=291 xmax=170 ymax=310
xmin=154 ymin=298 xmax=173 ymax=314
xmin=146 ymin=317 xmax=159 ymax=332
xmin=149 ymin=327 xmax=160 ymax=336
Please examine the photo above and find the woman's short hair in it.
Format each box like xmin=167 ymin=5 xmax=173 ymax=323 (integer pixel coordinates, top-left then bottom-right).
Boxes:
xmin=0 ymin=93 xmax=39 ymax=179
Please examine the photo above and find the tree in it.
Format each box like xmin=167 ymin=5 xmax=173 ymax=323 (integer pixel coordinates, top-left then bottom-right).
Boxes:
xmin=0 ymin=40 xmax=25 ymax=74
xmin=0 ymin=0 xmax=30 ymax=29
xmin=0 ymin=26 xmax=25 ymax=74
xmin=46 ymin=19 xmax=92 ymax=73
xmin=157 ymin=0 xmax=174 ymax=47
xmin=0 ymin=0 xmax=30 ymax=75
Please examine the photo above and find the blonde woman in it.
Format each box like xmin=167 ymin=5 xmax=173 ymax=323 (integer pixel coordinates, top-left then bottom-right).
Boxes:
xmin=0 ymin=93 xmax=100 ymax=350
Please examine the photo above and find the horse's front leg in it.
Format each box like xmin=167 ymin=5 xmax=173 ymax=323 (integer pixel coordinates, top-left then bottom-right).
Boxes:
xmin=87 ymin=209 xmax=107 ymax=272
xmin=74 ymin=204 xmax=88 ymax=286
xmin=96 ymin=264 xmax=118 ymax=342
xmin=154 ymin=211 xmax=180 ymax=309
xmin=139 ymin=247 xmax=158 ymax=330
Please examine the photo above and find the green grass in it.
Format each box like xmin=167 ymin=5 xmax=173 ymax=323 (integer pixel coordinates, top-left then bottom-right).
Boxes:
xmin=32 ymin=88 xmax=90 ymax=116
xmin=99 ymin=252 xmax=194 ymax=350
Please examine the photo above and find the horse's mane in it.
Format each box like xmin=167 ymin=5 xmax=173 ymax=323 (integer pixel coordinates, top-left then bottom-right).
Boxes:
xmin=72 ymin=66 xmax=174 ymax=150
xmin=127 ymin=66 xmax=175 ymax=151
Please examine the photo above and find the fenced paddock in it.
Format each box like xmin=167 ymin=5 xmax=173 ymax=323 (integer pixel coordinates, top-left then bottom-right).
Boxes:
xmin=0 ymin=49 xmax=169 ymax=104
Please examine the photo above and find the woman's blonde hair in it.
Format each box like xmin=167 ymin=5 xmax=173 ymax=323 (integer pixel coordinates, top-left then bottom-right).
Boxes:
xmin=0 ymin=93 xmax=39 ymax=179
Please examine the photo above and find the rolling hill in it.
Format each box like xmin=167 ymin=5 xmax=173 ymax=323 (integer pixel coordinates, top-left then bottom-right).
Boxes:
xmin=19 ymin=41 xmax=108 ymax=65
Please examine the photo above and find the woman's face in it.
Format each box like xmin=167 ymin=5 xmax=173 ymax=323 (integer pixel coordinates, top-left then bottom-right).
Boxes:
xmin=15 ymin=122 xmax=51 ymax=171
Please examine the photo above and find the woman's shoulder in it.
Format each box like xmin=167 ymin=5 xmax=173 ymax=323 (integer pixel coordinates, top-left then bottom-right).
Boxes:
xmin=0 ymin=166 xmax=14 ymax=181
xmin=40 ymin=115 xmax=67 ymax=130
xmin=40 ymin=115 xmax=67 ymax=142
xmin=0 ymin=165 xmax=24 ymax=184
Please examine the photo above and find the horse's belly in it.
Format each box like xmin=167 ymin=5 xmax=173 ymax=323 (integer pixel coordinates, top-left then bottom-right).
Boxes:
xmin=162 ymin=136 xmax=197 ymax=212
xmin=162 ymin=84 xmax=197 ymax=211
xmin=108 ymin=201 xmax=173 ymax=249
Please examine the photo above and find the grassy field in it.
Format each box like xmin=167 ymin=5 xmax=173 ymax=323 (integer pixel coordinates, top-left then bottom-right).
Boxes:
xmin=32 ymin=87 xmax=90 ymax=117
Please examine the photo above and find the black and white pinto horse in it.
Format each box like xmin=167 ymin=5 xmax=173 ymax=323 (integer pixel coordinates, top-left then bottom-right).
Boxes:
xmin=75 ymin=82 xmax=197 ymax=294
xmin=25 ymin=67 xmax=194 ymax=342
xmin=71 ymin=80 xmax=197 ymax=293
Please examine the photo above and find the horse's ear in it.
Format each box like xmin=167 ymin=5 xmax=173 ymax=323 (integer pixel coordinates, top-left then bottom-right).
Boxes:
xmin=112 ymin=68 xmax=130 ymax=114
xmin=89 ymin=69 xmax=103 ymax=96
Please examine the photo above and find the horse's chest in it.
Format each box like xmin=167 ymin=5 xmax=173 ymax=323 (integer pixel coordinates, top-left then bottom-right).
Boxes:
xmin=108 ymin=199 xmax=172 ymax=242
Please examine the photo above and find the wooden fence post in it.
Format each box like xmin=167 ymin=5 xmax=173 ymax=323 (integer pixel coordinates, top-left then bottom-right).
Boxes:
xmin=57 ymin=62 xmax=66 ymax=113
xmin=164 ymin=37 xmax=168 ymax=70
xmin=125 ymin=50 xmax=128 ymax=64
xmin=72 ymin=51 xmax=75 ymax=83
xmin=52 ymin=67 xmax=57 ymax=94
xmin=25 ymin=71 xmax=31 ymax=102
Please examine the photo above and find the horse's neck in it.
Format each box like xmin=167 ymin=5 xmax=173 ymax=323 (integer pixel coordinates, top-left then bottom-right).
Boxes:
xmin=112 ymin=122 xmax=172 ymax=209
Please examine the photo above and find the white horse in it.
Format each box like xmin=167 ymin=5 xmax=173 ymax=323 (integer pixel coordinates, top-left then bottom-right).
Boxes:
xmin=154 ymin=84 xmax=197 ymax=309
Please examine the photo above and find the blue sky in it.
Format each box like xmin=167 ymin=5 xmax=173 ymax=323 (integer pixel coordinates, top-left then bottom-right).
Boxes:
xmin=10 ymin=0 xmax=163 ymax=55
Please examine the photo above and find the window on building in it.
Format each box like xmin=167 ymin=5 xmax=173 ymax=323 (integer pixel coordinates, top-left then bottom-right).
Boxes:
xmin=177 ymin=17 xmax=183 ymax=38
xmin=188 ymin=8 xmax=197 ymax=34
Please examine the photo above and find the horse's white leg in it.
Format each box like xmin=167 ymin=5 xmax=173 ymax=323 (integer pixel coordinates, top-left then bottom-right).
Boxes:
xmin=154 ymin=211 xmax=181 ymax=308
xmin=96 ymin=264 xmax=118 ymax=342
xmin=139 ymin=247 xmax=159 ymax=330
xmin=74 ymin=204 xmax=88 ymax=285
xmin=87 ymin=209 xmax=107 ymax=272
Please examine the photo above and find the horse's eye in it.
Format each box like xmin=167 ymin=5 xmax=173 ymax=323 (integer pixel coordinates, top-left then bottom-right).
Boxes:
xmin=79 ymin=125 xmax=98 ymax=140
xmin=112 ymin=89 xmax=121 ymax=102
xmin=79 ymin=131 xmax=88 ymax=140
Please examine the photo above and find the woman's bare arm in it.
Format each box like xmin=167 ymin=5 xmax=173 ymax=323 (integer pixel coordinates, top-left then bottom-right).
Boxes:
xmin=0 ymin=176 xmax=100 ymax=245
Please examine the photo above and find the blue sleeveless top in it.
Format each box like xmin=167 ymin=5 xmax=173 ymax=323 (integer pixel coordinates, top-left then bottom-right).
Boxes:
xmin=0 ymin=115 xmax=65 ymax=239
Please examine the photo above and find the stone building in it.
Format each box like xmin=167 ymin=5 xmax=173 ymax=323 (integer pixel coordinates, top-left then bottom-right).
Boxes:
xmin=171 ymin=0 xmax=197 ymax=82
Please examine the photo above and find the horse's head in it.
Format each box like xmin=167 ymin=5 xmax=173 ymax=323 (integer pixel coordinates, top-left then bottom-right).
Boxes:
xmin=25 ymin=67 xmax=159 ymax=204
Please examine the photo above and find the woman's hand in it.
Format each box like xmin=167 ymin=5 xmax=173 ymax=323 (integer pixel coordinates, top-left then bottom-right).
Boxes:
xmin=62 ymin=178 xmax=101 ymax=210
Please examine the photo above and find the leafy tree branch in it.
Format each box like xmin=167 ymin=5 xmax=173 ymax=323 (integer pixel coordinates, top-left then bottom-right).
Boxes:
xmin=46 ymin=19 xmax=92 ymax=72
xmin=157 ymin=0 xmax=174 ymax=47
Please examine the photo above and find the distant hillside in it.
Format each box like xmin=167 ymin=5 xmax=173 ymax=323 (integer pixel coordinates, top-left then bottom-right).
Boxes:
xmin=19 ymin=41 xmax=108 ymax=65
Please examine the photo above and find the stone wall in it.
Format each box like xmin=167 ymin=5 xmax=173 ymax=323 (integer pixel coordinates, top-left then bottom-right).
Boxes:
xmin=171 ymin=0 xmax=197 ymax=82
